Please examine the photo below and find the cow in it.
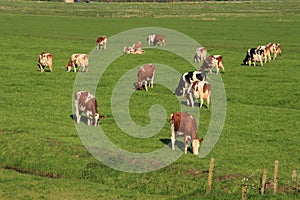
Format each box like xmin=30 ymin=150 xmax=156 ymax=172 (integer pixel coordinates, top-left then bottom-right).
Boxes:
xmin=37 ymin=52 xmax=53 ymax=72
xmin=66 ymin=54 xmax=89 ymax=72
xmin=175 ymin=71 xmax=206 ymax=97
xmin=242 ymin=48 xmax=264 ymax=66
xmin=133 ymin=41 xmax=143 ymax=51
xmin=194 ymin=47 xmax=207 ymax=63
xmin=169 ymin=112 xmax=204 ymax=155
xmin=147 ymin=34 xmax=166 ymax=46
xmin=186 ymin=81 xmax=211 ymax=108
xmin=96 ymin=36 xmax=107 ymax=50
xmin=123 ymin=42 xmax=144 ymax=54
xmin=199 ymin=55 xmax=225 ymax=74
xmin=257 ymin=43 xmax=276 ymax=63
xmin=273 ymin=43 xmax=281 ymax=60
xmin=74 ymin=91 xmax=104 ymax=126
xmin=136 ymin=64 xmax=155 ymax=91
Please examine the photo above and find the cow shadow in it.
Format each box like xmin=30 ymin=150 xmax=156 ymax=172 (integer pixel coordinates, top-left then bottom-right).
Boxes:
xmin=70 ymin=114 xmax=89 ymax=125
xmin=180 ymin=100 xmax=209 ymax=109
xmin=160 ymin=138 xmax=192 ymax=153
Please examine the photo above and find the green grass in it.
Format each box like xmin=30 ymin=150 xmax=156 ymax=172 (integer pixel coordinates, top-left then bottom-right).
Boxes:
xmin=0 ymin=0 xmax=300 ymax=199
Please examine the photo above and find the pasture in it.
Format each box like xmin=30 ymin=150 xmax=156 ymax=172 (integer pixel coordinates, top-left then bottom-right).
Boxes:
xmin=0 ymin=1 xmax=299 ymax=199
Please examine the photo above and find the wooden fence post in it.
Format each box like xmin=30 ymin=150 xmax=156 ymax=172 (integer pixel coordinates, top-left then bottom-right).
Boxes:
xmin=242 ymin=185 xmax=247 ymax=200
xmin=206 ymin=157 xmax=215 ymax=195
xmin=292 ymin=169 xmax=297 ymax=191
xmin=260 ymin=168 xmax=267 ymax=195
xmin=273 ymin=160 xmax=279 ymax=194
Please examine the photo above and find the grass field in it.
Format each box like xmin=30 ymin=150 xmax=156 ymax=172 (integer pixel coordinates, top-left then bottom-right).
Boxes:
xmin=0 ymin=0 xmax=299 ymax=199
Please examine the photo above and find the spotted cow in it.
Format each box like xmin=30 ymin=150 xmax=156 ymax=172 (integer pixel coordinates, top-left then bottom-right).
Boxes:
xmin=66 ymin=54 xmax=89 ymax=72
xmin=37 ymin=52 xmax=53 ymax=72
xmin=74 ymin=91 xmax=104 ymax=126
xmin=194 ymin=47 xmax=207 ymax=63
xmin=136 ymin=64 xmax=155 ymax=91
xmin=175 ymin=71 xmax=207 ymax=97
xmin=170 ymin=112 xmax=204 ymax=155
xmin=186 ymin=81 xmax=211 ymax=108
xmin=96 ymin=36 xmax=107 ymax=50
xmin=199 ymin=55 xmax=225 ymax=74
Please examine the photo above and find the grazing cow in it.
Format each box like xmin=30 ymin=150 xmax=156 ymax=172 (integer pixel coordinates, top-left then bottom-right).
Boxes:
xmin=257 ymin=43 xmax=276 ymax=63
xmin=175 ymin=71 xmax=206 ymax=97
xmin=199 ymin=55 xmax=225 ymax=74
xmin=74 ymin=91 xmax=104 ymax=126
xmin=169 ymin=112 xmax=204 ymax=155
xmin=136 ymin=64 xmax=155 ymax=91
xmin=66 ymin=54 xmax=89 ymax=72
xmin=273 ymin=43 xmax=281 ymax=60
xmin=186 ymin=81 xmax=211 ymax=108
xmin=96 ymin=36 xmax=107 ymax=50
xmin=37 ymin=52 xmax=53 ymax=72
xmin=147 ymin=34 xmax=166 ymax=46
xmin=194 ymin=47 xmax=207 ymax=63
xmin=242 ymin=48 xmax=264 ymax=66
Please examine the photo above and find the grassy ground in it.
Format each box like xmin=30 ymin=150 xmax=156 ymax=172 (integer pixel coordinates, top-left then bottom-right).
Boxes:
xmin=0 ymin=0 xmax=299 ymax=199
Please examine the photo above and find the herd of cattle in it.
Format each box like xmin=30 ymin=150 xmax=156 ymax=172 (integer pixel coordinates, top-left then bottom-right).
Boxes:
xmin=37 ymin=34 xmax=281 ymax=155
xmin=242 ymin=43 xmax=281 ymax=66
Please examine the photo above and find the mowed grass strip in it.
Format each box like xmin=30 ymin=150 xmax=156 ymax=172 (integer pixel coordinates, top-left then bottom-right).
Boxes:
xmin=0 ymin=1 xmax=299 ymax=199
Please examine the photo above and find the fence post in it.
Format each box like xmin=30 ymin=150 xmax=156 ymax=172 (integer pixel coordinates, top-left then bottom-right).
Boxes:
xmin=206 ymin=157 xmax=215 ymax=195
xmin=292 ymin=169 xmax=297 ymax=191
xmin=273 ymin=160 xmax=279 ymax=194
xmin=242 ymin=185 xmax=247 ymax=200
xmin=260 ymin=168 xmax=267 ymax=195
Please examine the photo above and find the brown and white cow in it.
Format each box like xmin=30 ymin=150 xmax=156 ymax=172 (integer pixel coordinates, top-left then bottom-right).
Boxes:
xmin=37 ymin=52 xmax=53 ymax=72
xmin=175 ymin=71 xmax=207 ymax=97
xmin=257 ymin=43 xmax=276 ymax=63
xmin=96 ymin=36 xmax=107 ymax=50
xmin=194 ymin=47 xmax=207 ymax=63
xmin=147 ymin=34 xmax=166 ymax=46
xmin=133 ymin=41 xmax=143 ymax=51
xmin=74 ymin=91 xmax=104 ymax=126
xmin=273 ymin=43 xmax=281 ymax=60
xmin=199 ymin=55 xmax=225 ymax=74
xmin=136 ymin=64 xmax=155 ymax=91
xmin=66 ymin=54 xmax=89 ymax=72
xmin=186 ymin=81 xmax=211 ymax=108
xmin=170 ymin=112 xmax=204 ymax=155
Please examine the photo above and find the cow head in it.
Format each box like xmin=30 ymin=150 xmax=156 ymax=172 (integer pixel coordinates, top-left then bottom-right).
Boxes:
xmin=174 ymin=76 xmax=186 ymax=96
xmin=192 ymin=136 xmax=204 ymax=155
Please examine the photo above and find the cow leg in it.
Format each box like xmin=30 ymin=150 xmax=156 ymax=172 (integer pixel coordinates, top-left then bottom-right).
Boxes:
xmin=144 ymin=81 xmax=148 ymax=91
xmin=170 ymin=121 xmax=176 ymax=150
xmin=200 ymin=97 xmax=203 ymax=108
xmin=49 ymin=65 xmax=53 ymax=72
xmin=150 ymin=74 xmax=155 ymax=89
xmin=75 ymin=103 xmax=81 ymax=124
xmin=207 ymin=96 xmax=210 ymax=109
xmin=216 ymin=66 xmax=219 ymax=75
xmin=220 ymin=63 xmax=225 ymax=73
xmin=184 ymin=136 xmax=188 ymax=154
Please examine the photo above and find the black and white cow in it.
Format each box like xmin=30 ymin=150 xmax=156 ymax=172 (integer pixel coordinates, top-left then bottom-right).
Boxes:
xmin=175 ymin=71 xmax=206 ymax=97
xmin=243 ymin=47 xmax=264 ymax=66
xmin=74 ymin=91 xmax=104 ymax=126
